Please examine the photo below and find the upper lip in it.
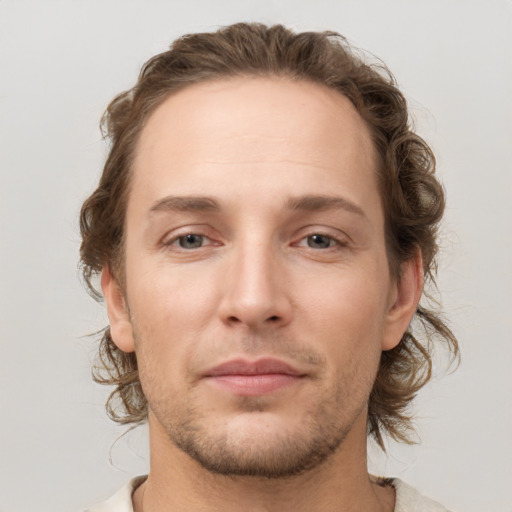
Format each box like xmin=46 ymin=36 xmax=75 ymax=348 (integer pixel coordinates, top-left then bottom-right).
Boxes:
xmin=204 ymin=358 xmax=304 ymax=377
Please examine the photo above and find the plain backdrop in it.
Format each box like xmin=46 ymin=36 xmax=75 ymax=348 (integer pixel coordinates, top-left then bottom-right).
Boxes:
xmin=1 ymin=1 xmax=511 ymax=511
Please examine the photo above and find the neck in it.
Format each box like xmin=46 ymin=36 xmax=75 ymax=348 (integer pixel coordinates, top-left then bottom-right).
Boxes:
xmin=133 ymin=411 xmax=394 ymax=512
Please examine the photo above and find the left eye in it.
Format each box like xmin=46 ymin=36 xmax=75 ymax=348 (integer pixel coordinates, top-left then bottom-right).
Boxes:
xmin=173 ymin=234 xmax=207 ymax=249
xmin=302 ymin=234 xmax=337 ymax=249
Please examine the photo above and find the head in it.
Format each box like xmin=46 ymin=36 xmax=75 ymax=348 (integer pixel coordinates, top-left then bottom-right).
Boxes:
xmin=80 ymin=22 xmax=458 ymax=465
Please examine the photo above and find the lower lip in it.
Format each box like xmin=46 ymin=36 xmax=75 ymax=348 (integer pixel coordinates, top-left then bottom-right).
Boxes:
xmin=205 ymin=374 xmax=302 ymax=396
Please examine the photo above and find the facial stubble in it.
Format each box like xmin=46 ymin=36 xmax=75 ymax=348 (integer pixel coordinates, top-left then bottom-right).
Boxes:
xmin=162 ymin=391 xmax=365 ymax=479
xmin=137 ymin=332 xmax=373 ymax=480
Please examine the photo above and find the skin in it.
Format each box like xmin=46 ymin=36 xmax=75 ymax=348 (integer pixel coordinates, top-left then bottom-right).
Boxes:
xmin=102 ymin=77 xmax=422 ymax=512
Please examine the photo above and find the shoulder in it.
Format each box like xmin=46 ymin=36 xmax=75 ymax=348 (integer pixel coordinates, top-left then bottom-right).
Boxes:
xmin=82 ymin=476 xmax=147 ymax=512
xmin=390 ymin=478 xmax=452 ymax=512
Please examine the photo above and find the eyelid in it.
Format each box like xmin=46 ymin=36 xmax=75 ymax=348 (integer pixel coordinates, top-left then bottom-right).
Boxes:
xmin=292 ymin=227 xmax=351 ymax=247
xmin=159 ymin=225 xmax=350 ymax=250
xmin=171 ymin=234 xmax=211 ymax=248
xmin=296 ymin=235 xmax=346 ymax=249
xmin=160 ymin=226 xmax=219 ymax=248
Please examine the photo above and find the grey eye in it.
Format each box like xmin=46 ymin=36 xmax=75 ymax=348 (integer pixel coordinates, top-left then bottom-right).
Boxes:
xmin=178 ymin=234 xmax=204 ymax=249
xmin=307 ymin=234 xmax=333 ymax=249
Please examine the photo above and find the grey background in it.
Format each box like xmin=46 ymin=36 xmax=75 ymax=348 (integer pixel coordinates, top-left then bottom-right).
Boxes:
xmin=1 ymin=1 xmax=511 ymax=511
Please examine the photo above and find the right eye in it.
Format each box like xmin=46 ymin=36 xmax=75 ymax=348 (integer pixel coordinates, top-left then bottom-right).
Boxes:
xmin=171 ymin=234 xmax=207 ymax=249
xmin=303 ymin=234 xmax=337 ymax=249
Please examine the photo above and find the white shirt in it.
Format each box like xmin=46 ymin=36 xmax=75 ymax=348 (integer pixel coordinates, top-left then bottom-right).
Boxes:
xmin=84 ymin=475 xmax=452 ymax=511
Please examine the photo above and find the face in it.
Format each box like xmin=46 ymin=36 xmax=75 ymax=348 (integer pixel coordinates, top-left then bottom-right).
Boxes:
xmin=103 ymin=77 xmax=419 ymax=478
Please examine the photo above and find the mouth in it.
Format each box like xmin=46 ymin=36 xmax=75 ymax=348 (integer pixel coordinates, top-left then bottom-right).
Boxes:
xmin=203 ymin=357 xmax=306 ymax=396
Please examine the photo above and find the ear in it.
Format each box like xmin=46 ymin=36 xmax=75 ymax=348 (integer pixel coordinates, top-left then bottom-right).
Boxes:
xmin=101 ymin=266 xmax=135 ymax=353
xmin=381 ymin=251 xmax=423 ymax=351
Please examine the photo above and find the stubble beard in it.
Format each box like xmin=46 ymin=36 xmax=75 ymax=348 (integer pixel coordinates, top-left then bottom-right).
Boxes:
xmin=135 ymin=329 xmax=373 ymax=480
xmin=148 ymin=380 xmax=366 ymax=480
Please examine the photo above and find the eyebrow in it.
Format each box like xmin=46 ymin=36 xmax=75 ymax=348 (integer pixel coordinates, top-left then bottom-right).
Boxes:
xmin=286 ymin=195 xmax=367 ymax=218
xmin=149 ymin=196 xmax=221 ymax=214
xmin=148 ymin=194 xmax=366 ymax=218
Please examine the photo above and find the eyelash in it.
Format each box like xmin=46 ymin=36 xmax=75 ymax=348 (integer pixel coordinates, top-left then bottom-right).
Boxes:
xmin=295 ymin=233 xmax=348 ymax=250
xmin=159 ymin=231 xmax=213 ymax=252
xmin=162 ymin=231 xmax=348 ymax=251
xmin=167 ymin=233 xmax=213 ymax=250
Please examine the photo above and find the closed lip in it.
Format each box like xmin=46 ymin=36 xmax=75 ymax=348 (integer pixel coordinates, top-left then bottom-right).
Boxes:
xmin=203 ymin=357 xmax=305 ymax=377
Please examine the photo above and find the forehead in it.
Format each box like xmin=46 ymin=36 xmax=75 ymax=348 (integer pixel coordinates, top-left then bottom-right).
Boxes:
xmin=130 ymin=76 xmax=379 ymax=213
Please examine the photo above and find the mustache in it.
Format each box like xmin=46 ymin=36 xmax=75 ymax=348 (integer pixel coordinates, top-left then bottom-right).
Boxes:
xmin=191 ymin=333 xmax=327 ymax=368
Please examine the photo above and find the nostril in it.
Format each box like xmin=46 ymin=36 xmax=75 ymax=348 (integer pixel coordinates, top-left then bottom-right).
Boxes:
xmin=268 ymin=316 xmax=280 ymax=322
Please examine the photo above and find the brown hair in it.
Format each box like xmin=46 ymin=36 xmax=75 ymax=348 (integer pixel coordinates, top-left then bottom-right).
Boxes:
xmin=79 ymin=22 xmax=459 ymax=449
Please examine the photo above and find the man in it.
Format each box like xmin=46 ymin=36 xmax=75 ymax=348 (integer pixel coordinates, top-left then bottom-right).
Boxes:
xmin=80 ymin=22 xmax=458 ymax=511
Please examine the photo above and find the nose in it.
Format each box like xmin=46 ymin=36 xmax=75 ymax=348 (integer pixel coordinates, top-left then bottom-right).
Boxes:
xmin=218 ymin=239 xmax=293 ymax=330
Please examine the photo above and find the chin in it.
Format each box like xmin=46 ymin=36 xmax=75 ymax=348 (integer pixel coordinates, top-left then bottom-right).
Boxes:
xmin=165 ymin=408 xmax=353 ymax=479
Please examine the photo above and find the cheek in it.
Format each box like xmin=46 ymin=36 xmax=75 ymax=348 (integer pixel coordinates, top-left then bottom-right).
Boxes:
xmin=302 ymin=267 xmax=389 ymax=332
xmin=126 ymin=267 xmax=221 ymax=405
xmin=297 ymin=262 xmax=390 ymax=367
xmin=128 ymin=259 xmax=221 ymax=327
xmin=124 ymin=260 xmax=223 ymax=384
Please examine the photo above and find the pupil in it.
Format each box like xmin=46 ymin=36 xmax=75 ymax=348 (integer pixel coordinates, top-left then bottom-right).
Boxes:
xmin=308 ymin=234 xmax=331 ymax=249
xmin=180 ymin=234 xmax=203 ymax=249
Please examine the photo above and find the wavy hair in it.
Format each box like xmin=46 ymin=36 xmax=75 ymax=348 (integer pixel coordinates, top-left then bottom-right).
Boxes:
xmin=79 ymin=22 xmax=459 ymax=449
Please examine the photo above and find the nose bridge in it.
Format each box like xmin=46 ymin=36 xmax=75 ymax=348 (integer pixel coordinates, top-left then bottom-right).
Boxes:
xmin=220 ymin=231 xmax=291 ymax=328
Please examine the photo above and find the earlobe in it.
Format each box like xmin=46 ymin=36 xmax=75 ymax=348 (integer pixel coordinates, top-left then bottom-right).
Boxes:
xmin=381 ymin=251 xmax=423 ymax=351
xmin=101 ymin=266 xmax=136 ymax=353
